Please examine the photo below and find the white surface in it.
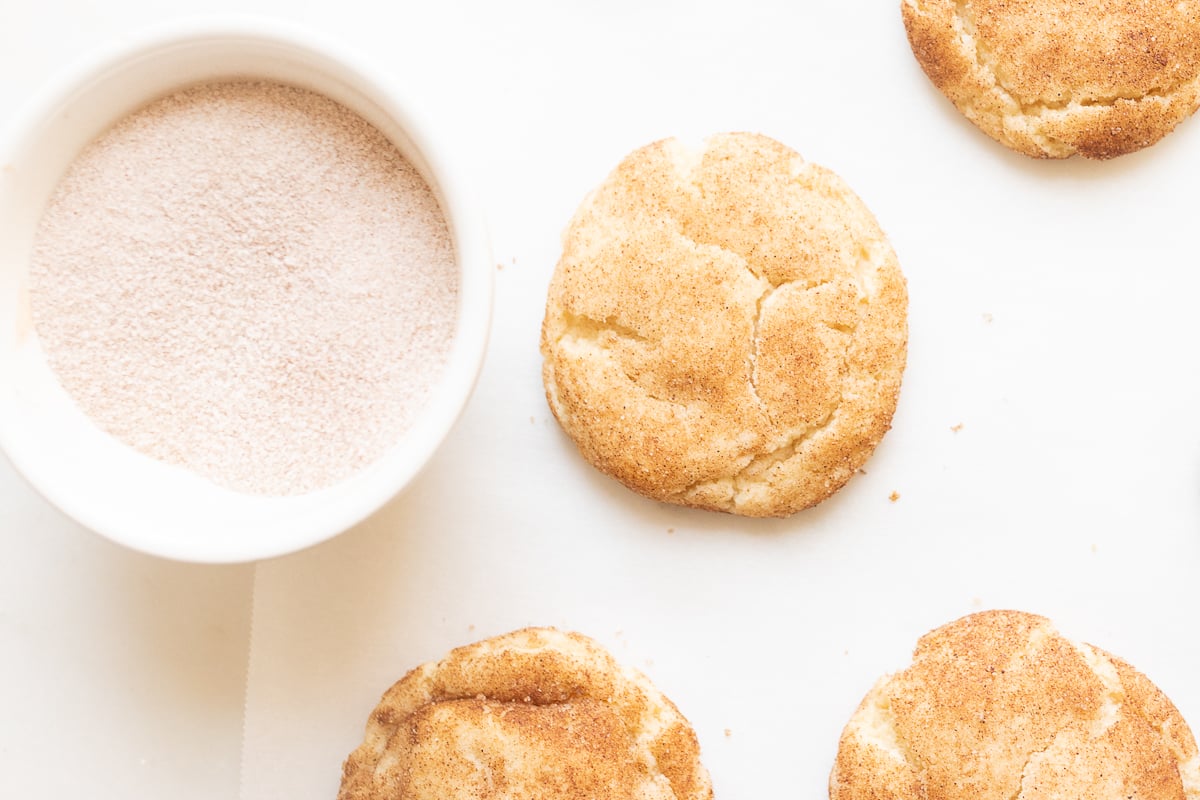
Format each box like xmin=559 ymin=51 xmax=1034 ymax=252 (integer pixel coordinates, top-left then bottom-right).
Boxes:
xmin=0 ymin=458 xmax=253 ymax=798
xmin=4 ymin=2 xmax=1200 ymax=799
xmin=0 ymin=22 xmax=492 ymax=562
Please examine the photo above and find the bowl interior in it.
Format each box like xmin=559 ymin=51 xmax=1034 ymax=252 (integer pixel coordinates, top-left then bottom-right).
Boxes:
xmin=0 ymin=29 xmax=490 ymax=562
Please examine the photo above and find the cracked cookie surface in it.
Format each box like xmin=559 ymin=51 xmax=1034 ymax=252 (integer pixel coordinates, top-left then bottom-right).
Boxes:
xmin=902 ymin=0 xmax=1200 ymax=158
xmin=540 ymin=133 xmax=907 ymax=518
xmin=338 ymin=628 xmax=712 ymax=800
xmin=830 ymin=610 xmax=1200 ymax=800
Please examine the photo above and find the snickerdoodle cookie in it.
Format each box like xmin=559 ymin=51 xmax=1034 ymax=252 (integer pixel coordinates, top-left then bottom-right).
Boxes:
xmin=902 ymin=0 xmax=1200 ymax=158
xmin=338 ymin=628 xmax=712 ymax=800
xmin=831 ymin=610 xmax=1200 ymax=800
xmin=540 ymin=133 xmax=907 ymax=518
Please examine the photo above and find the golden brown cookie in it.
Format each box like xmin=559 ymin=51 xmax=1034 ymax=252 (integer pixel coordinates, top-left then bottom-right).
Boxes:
xmin=338 ymin=628 xmax=712 ymax=800
xmin=902 ymin=0 xmax=1200 ymax=158
xmin=830 ymin=610 xmax=1200 ymax=800
xmin=540 ymin=133 xmax=907 ymax=518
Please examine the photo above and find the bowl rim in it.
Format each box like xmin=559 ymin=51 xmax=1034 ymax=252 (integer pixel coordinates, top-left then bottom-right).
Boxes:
xmin=0 ymin=18 xmax=494 ymax=563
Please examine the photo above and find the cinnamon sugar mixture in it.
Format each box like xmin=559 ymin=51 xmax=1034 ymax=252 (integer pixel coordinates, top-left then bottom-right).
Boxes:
xmin=29 ymin=81 xmax=458 ymax=495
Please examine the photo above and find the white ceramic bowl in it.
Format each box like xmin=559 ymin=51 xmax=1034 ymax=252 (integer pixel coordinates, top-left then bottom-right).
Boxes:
xmin=0 ymin=22 xmax=492 ymax=563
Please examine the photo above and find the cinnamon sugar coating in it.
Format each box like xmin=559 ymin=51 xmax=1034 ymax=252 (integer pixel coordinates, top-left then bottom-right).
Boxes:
xmin=902 ymin=0 xmax=1200 ymax=158
xmin=540 ymin=133 xmax=907 ymax=517
xmin=831 ymin=610 xmax=1200 ymax=800
xmin=338 ymin=628 xmax=712 ymax=800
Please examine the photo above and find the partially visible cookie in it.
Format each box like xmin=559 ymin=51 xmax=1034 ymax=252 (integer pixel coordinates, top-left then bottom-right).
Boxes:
xmin=540 ymin=133 xmax=907 ymax=518
xmin=902 ymin=0 xmax=1200 ymax=158
xmin=338 ymin=627 xmax=712 ymax=800
xmin=831 ymin=610 xmax=1200 ymax=800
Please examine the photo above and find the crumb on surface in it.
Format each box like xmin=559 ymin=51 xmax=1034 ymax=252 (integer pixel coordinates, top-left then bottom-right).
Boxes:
xmin=950 ymin=423 xmax=964 ymax=432
xmin=724 ymin=728 xmax=732 ymax=738
xmin=983 ymin=312 xmax=994 ymax=323
xmin=857 ymin=468 xmax=868 ymax=475
xmin=889 ymin=491 xmax=900 ymax=502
